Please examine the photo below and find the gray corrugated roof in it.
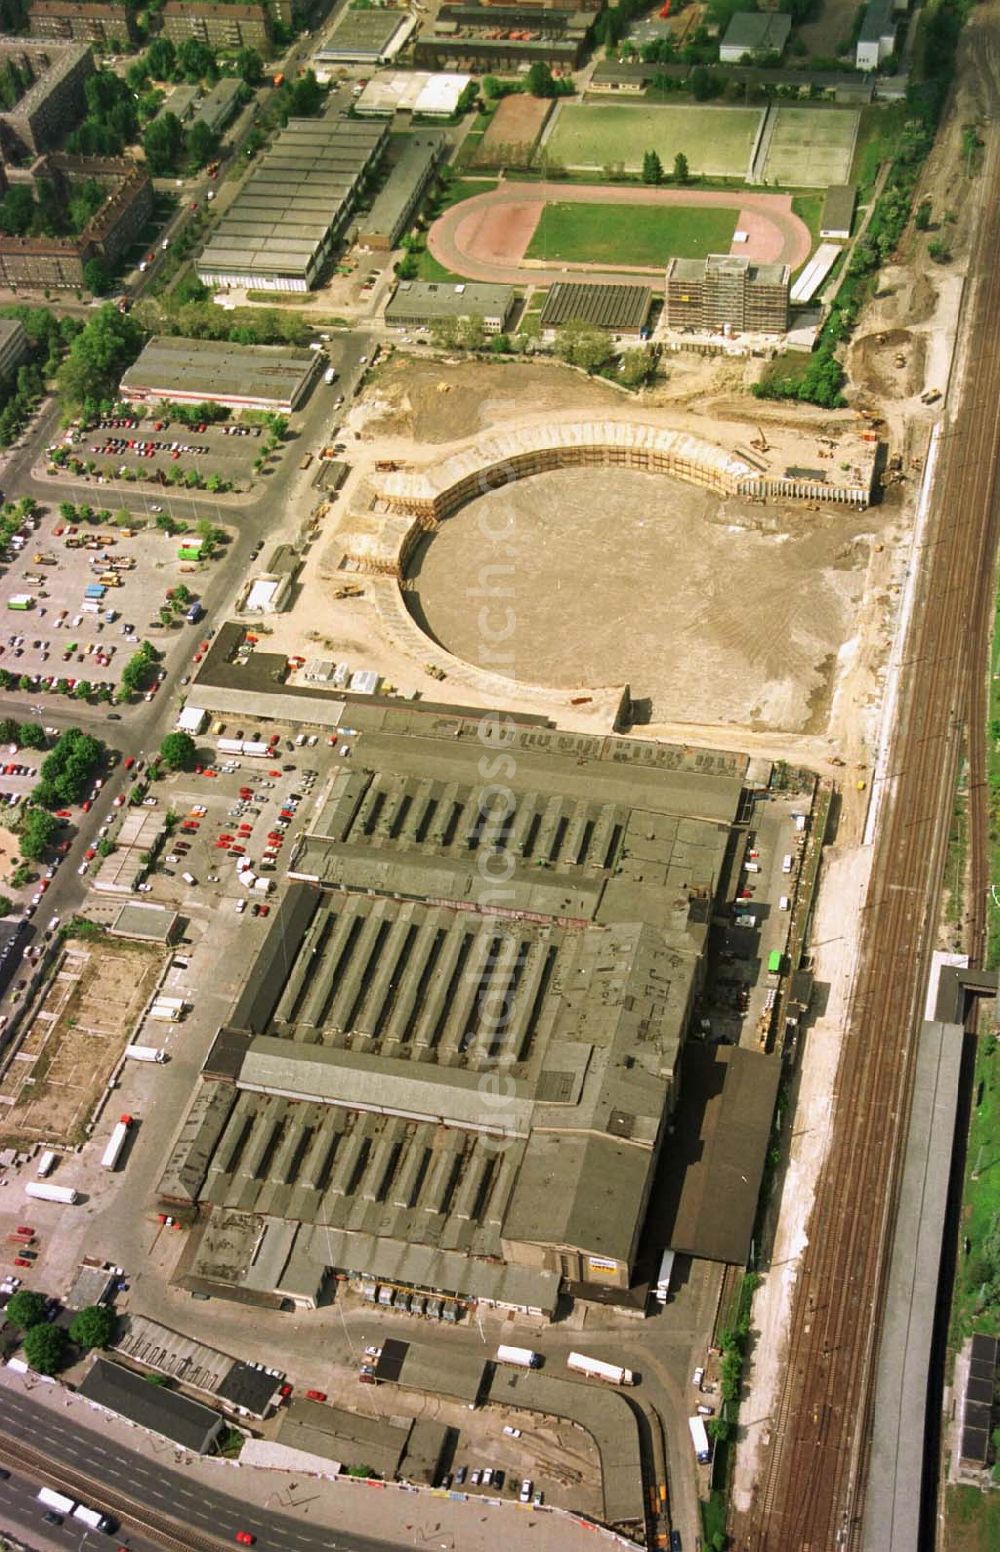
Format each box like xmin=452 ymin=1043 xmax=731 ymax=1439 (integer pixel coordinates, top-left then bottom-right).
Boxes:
xmin=79 ymin=1357 xmax=224 ymax=1453
xmin=541 ymin=282 xmax=652 ymax=331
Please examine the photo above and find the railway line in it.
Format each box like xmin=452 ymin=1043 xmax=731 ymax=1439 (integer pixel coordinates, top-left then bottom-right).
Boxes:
xmin=733 ymin=120 xmax=1000 ymax=1552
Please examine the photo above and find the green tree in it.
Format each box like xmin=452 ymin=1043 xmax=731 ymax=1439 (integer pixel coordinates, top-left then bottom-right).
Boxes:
xmin=56 ymin=305 xmax=144 ymax=417
xmin=526 ymin=61 xmax=557 ymax=97
xmin=914 ymin=199 xmax=932 ymax=230
xmin=236 ymin=46 xmax=263 ymax=85
xmin=0 ymin=894 xmax=12 ymax=916
xmin=18 ymin=806 xmax=58 ymax=860
xmin=159 ymin=731 xmax=196 ymax=770
xmin=18 ymin=722 xmax=46 ymax=749
xmin=619 ymin=347 xmax=654 ymax=387
xmin=186 ymin=119 xmax=217 ymax=171
xmin=5 ymin=1289 xmax=46 ymax=1328
xmin=642 ymin=149 xmax=663 ymax=185
xmin=673 ymin=151 xmax=690 ymax=183
xmin=69 ymin=1304 xmax=117 ymax=1349
xmin=554 ymin=319 xmax=612 ymax=373
xmin=146 ymin=37 xmax=176 ymax=80
xmin=83 ymin=256 xmax=110 ymax=295
xmin=177 ymin=37 xmax=217 ymax=81
xmin=143 ymin=112 xmax=185 ymax=175
xmin=24 ymin=1322 xmax=67 ymax=1375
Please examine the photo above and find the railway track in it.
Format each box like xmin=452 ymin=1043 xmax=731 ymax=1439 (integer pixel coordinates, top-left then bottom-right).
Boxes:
xmin=734 ymin=117 xmax=1000 ymax=1552
xmin=0 ymin=1428 xmax=221 ymax=1552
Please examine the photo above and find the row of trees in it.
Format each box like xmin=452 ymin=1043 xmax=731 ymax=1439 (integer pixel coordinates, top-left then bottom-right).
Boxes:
xmin=0 ymin=310 xmax=80 ymax=450
xmin=32 ymin=727 xmax=103 ymax=811
xmin=55 ymin=305 xmax=145 ymax=421
xmin=641 ymin=149 xmax=689 ymax=185
xmin=4 ymin=1290 xmax=116 ymax=1376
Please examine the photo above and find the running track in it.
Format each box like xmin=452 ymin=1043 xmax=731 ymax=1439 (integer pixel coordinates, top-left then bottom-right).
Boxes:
xmin=427 ymin=180 xmax=813 ymax=286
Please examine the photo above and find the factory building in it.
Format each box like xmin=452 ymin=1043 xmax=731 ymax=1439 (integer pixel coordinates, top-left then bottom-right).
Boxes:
xmin=665 ymin=253 xmax=790 ymax=336
xmin=414 ymin=3 xmax=590 ymax=71
xmin=197 ymin=118 xmax=387 ymax=292
xmin=160 ymin=719 xmax=752 ymax=1316
xmin=385 ymin=279 xmax=516 ymax=333
xmin=313 ymin=7 xmax=416 ymax=66
xmin=120 ymin=336 xmax=323 ymax=413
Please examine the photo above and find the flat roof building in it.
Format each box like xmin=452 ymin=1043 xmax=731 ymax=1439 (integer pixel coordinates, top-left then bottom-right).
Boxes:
xmin=665 ymin=253 xmax=790 ymax=336
xmin=79 ymin=1356 xmax=227 ymax=1453
xmin=820 ymin=182 xmax=857 ymax=240
xmin=856 ymin=0 xmax=896 ymax=69
xmin=719 ymin=10 xmax=791 ymax=62
xmin=120 ymin=336 xmax=323 ymax=413
xmin=197 ymin=117 xmax=387 ymax=292
xmin=276 ymin=1399 xmax=448 ymax=1484
xmin=191 ymin=76 xmax=243 ymax=137
xmin=385 ymin=279 xmax=516 ymax=333
xmin=540 ymin=281 xmax=652 ymax=337
xmin=160 ymin=718 xmax=748 ymax=1311
xmin=414 ymin=4 xmax=590 ymax=71
xmin=314 ymin=7 xmax=415 ymax=65
xmin=353 ymin=71 xmax=471 ymax=118
xmin=356 ymin=132 xmax=446 ymax=251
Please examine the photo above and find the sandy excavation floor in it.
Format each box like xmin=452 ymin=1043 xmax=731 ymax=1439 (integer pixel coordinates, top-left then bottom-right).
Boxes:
xmin=406 ymin=465 xmax=884 ymax=731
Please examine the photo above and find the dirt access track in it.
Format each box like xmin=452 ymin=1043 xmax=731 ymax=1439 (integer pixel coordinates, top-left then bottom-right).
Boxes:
xmin=428 ymin=180 xmax=812 ymax=283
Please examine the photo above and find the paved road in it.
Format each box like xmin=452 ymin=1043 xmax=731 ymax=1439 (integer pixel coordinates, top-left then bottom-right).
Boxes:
xmin=0 ymin=1389 xmax=407 ymax=1552
xmin=0 ymin=1457 xmax=164 ymax=1552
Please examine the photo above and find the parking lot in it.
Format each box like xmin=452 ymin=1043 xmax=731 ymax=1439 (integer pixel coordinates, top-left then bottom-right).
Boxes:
xmin=0 ymin=502 xmax=224 ymax=700
xmin=47 ymin=412 xmax=270 ymax=494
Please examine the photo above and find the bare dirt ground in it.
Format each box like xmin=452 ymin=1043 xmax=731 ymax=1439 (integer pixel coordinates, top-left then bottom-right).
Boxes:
xmin=0 ymin=940 xmax=165 ymax=1147
xmin=408 ymin=464 xmax=883 ymax=730
xmin=795 ymin=0 xmax=860 ymax=59
xmin=0 ymin=823 xmax=21 ymax=885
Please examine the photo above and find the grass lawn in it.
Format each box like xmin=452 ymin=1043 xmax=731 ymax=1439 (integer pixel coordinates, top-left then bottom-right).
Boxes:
xmin=791 ymin=193 xmax=825 ymax=245
xmin=943 ymin=1485 xmax=1000 ymax=1550
xmin=851 ymin=102 xmax=908 ymax=192
xmin=542 ymin=102 xmax=762 ymax=178
xmin=524 ymin=201 xmax=738 ymax=266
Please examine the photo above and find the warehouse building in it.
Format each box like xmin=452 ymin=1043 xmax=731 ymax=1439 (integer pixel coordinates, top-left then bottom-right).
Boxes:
xmin=198 ymin=117 xmax=387 ymax=292
xmin=0 ymin=37 xmax=93 ymax=156
xmin=385 ymin=278 xmax=516 ymax=333
xmin=79 ymin=1358 xmax=227 ymax=1453
xmin=414 ymin=4 xmax=590 ymax=71
xmin=276 ymin=1400 xmax=448 ymax=1484
xmin=0 ymin=153 xmax=152 ymax=289
xmin=819 ymin=182 xmax=857 ymax=240
xmin=28 ymin=1 xmax=135 ymax=46
xmin=665 ymin=253 xmax=790 ymax=336
xmin=161 ymin=0 xmax=272 ymax=53
xmin=540 ymin=281 xmax=653 ymax=339
xmin=314 ymin=7 xmax=416 ymax=66
xmin=120 ymin=336 xmax=323 ymax=413
xmin=356 ymin=132 xmax=446 ymax=251
xmin=159 ymin=719 xmax=752 ymax=1315
xmin=718 ymin=11 xmax=790 ymax=62
xmin=0 ymin=319 xmax=29 ymax=382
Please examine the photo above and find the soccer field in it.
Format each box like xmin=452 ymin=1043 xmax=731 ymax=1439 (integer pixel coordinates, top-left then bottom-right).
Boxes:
xmin=761 ymin=108 xmax=861 ymax=188
xmin=542 ymin=103 xmax=764 ymax=178
xmin=524 ymin=202 xmax=739 ymax=267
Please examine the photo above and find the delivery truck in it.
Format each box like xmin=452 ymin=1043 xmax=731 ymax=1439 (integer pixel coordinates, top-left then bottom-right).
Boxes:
xmin=496 ymin=1345 xmax=542 ymax=1369
xmin=36 ymin=1149 xmax=57 ymax=1177
xmin=101 ymin=1114 xmax=132 ymax=1171
xmin=26 ymin=1182 xmax=78 ymax=1204
xmin=148 ymin=1003 xmax=181 ymax=1022
xmin=72 ymin=1502 xmax=115 ymax=1532
xmin=37 ymin=1487 xmax=76 ymax=1517
xmin=566 ymin=1352 xmax=635 ymax=1386
xmin=124 ymin=1044 xmax=166 ymax=1063
xmin=7 ymin=594 xmax=33 ymax=610
xmin=654 ymin=1248 xmax=676 ymax=1305
xmin=689 ymin=1415 xmax=712 ymax=1464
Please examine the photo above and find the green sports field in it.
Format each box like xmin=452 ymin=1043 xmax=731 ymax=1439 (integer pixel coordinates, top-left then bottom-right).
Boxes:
xmin=761 ymin=107 xmax=861 ymax=188
xmin=541 ymin=103 xmax=764 ymax=178
xmin=524 ymin=201 xmax=739 ymax=267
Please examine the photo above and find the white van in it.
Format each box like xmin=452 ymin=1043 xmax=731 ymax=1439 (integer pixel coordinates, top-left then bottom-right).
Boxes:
xmin=182 ymin=871 xmax=197 ymax=886
xmin=778 ymin=895 xmax=790 ymax=911
xmin=781 ymin=855 xmax=793 ymax=874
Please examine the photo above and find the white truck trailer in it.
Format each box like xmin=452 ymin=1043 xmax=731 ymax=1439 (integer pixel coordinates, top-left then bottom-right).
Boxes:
xmin=496 ymin=1345 xmax=542 ymax=1369
xmin=72 ymin=1502 xmax=115 ymax=1532
xmin=37 ymin=1487 xmax=76 ymax=1516
xmin=654 ymin=1248 xmax=676 ymax=1305
xmin=26 ymin=1182 xmax=78 ymax=1204
xmin=124 ymin=1044 xmax=166 ymax=1063
xmin=688 ymin=1415 xmax=712 ymax=1464
xmin=35 ymin=1149 xmax=57 ymax=1177
xmin=101 ymin=1114 xmax=132 ymax=1170
xmin=566 ymin=1351 xmax=635 ymax=1386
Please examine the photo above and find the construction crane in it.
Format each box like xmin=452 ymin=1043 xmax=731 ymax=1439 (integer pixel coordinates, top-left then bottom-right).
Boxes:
xmin=750 ymin=425 xmax=770 ymax=453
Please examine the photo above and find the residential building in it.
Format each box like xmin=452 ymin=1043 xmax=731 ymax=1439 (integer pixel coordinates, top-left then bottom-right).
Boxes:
xmin=856 ymin=0 xmax=896 ymax=70
xmin=161 ymin=1 xmax=272 ymax=53
xmin=665 ymin=253 xmax=790 ymax=336
xmin=0 ymin=318 xmax=29 ymax=381
xmin=356 ymin=132 xmax=446 ymax=251
xmin=718 ymin=10 xmax=791 ymax=62
xmin=28 ymin=1 xmax=135 ymax=47
xmin=197 ymin=117 xmax=387 ymax=291
xmin=0 ymin=153 xmax=152 ymax=289
xmin=120 ymin=336 xmax=323 ymax=412
xmin=385 ymin=279 xmax=515 ymax=333
xmin=0 ymin=37 xmax=93 ymax=156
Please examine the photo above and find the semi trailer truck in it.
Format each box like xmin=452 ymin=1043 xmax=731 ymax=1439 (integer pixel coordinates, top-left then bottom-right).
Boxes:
xmin=566 ymin=1352 xmax=635 ymax=1386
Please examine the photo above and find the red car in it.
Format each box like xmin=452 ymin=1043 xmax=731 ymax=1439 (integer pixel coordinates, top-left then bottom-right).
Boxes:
xmin=279 ymin=1383 xmax=293 ymax=1398
xmin=235 ymin=1535 xmax=255 ymax=1547
xmin=259 ymin=904 xmax=270 ymax=917
xmin=124 ymin=756 xmax=135 ymax=770
xmin=15 ymin=1226 xmax=33 ymax=1236
xmin=12 ymin=1257 xmax=30 ymax=1268
xmin=84 ymin=847 xmax=96 ymax=861
xmin=305 ymin=1389 xmax=327 ymax=1402
xmin=81 ymin=799 xmax=91 ymax=813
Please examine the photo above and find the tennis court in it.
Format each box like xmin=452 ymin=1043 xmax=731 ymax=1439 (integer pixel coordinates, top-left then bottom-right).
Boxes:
xmin=761 ymin=107 xmax=861 ymax=188
xmin=541 ymin=103 xmax=764 ymax=178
